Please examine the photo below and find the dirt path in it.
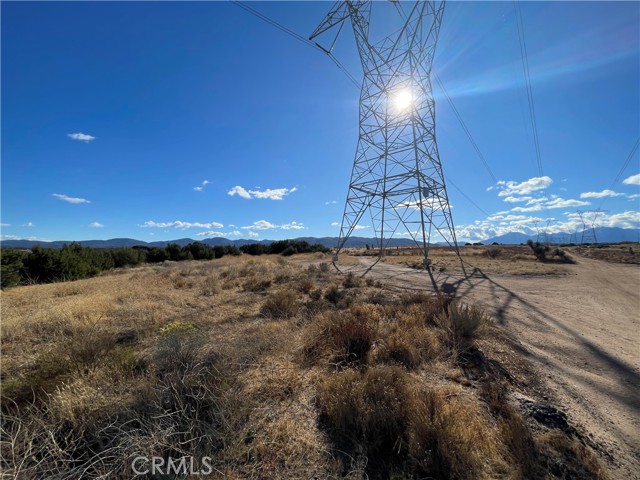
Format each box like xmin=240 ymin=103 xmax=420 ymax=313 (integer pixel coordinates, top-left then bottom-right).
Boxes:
xmin=340 ymin=256 xmax=640 ymax=479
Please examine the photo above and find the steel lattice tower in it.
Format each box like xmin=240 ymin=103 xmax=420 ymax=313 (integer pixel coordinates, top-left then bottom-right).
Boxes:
xmin=311 ymin=1 xmax=459 ymax=266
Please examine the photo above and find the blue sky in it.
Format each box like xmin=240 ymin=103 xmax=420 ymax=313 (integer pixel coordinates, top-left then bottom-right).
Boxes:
xmin=2 ymin=1 xmax=639 ymax=243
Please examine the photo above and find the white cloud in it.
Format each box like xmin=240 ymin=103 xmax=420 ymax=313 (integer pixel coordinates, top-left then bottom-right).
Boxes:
xmin=88 ymin=222 xmax=104 ymax=228
xmin=251 ymin=187 xmax=297 ymax=200
xmin=353 ymin=225 xmax=369 ymax=230
xmin=0 ymin=223 xmax=10 ymax=227
xmin=68 ymin=132 xmax=95 ymax=142
xmin=627 ymin=194 xmax=640 ymax=200
xmin=248 ymin=231 xmax=259 ymax=238
xmin=242 ymin=220 xmax=277 ymax=230
xmin=53 ymin=193 xmax=91 ymax=204
xmin=496 ymin=176 xmax=553 ymax=197
xmin=1 ymin=235 xmax=49 ymax=242
xmin=600 ymin=211 xmax=640 ymax=229
xmin=140 ymin=220 xmax=224 ymax=229
xmin=281 ymin=221 xmax=305 ymax=230
xmin=622 ymin=173 xmax=640 ymax=186
xmin=331 ymin=221 xmax=340 ymax=227
xmin=545 ymin=198 xmax=590 ymax=209
xmin=239 ymin=219 xmax=306 ymax=231
xmin=195 ymin=231 xmax=226 ymax=237
xmin=503 ymin=195 xmax=532 ymax=203
xmin=511 ymin=204 xmax=543 ymax=213
xmin=228 ymin=185 xmax=297 ymax=200
xmin=325 ymin=200 xmax=337 ymax=205
xmin=193 ymin=180 xmax=210 ymax=192
xmin=580 ymin=189 xmax=624 ymax=199
xmin=20 ymin=222 xmax=35 ymax=227
xmin=196 ymin=230 xmax=244 ymax=237
xmin=227 ymin=186 xmax=252 ymax=199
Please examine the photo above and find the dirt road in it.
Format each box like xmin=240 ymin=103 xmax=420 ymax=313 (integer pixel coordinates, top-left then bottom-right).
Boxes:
xmin=341 ymin=255 xmax=640 ymax=478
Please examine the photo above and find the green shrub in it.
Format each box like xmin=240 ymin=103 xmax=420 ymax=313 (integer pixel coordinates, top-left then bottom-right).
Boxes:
xmin=0 ymin=249 xmax=26 ymax=288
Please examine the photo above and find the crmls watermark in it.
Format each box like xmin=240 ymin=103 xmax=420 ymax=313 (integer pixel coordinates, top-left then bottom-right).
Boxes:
xmin=131 ymin=456 xmax=213 ymax=476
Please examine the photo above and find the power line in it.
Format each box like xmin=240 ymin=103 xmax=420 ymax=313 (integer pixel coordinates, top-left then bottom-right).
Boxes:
xmin=434 ymin=73 xmax=497 ymax=184
xmin=611 ymin=137 xmax=639 ymax=186
xmin=230 ymin=1 xmax=360 ymax=89
xmin=599 ymin=137 xmax=640 ymax=209
xmin=514 ymin=2 xmax=544 ymax=179
xmin=445 ymin=175 xmax=492 ymax=218
xmin=231 ymin=1 xmax=314 ymax=48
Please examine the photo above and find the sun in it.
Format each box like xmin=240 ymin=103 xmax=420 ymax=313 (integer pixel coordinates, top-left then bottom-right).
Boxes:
xmin=392 ymin=88 xmax=414 ymax=111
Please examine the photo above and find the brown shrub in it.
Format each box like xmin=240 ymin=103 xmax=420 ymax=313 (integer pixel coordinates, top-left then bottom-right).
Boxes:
xmin=375 ymin=327 xmax=440 ymax=369
xmin=538 ymin=431 xmax=609 ymax=480
xmin=342 ymin=272 xmax=364 ymax=289
xmin=408 ymin=387 xmax=508 ymax=479
xmin=300 ymin=305 xmax=381 ymax=367
xmin=260 ymin=291 xmax=299 ymax=319
xmin=435 ymin=302 xmax=490 ymax=351
xmin=316 ymin=366 xmax=410 ymax=459
xmin=296 ymin=277 xmax=315 ymax=294
xmin=241 ymin=276 xmax=272 ymax=293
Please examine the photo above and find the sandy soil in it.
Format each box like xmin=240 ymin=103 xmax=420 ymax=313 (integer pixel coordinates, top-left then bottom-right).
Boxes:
xmin=333 ymin=254 xmax=640 ymax=479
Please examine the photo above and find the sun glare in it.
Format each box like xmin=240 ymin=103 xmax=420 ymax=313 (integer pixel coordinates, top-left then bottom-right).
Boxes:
xmin=392 ymin=88 xmax=414 ymax=111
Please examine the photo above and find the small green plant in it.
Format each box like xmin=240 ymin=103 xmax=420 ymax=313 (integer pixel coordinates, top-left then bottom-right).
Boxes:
xmin=160 ymin=320 xmax=197 ymax=336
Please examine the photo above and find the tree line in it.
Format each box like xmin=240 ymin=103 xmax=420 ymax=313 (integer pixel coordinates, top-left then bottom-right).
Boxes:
xmin=0 ymin=240 xmax=329 ymax=288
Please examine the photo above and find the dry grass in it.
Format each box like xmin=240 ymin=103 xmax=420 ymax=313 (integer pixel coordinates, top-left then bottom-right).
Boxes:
xmin=0 ymin=255 xmax=608 ymax=479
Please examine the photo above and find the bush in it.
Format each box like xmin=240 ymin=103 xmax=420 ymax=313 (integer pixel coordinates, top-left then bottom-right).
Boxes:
xmin=260 ymin=291 xmax=299 ymax=318
xmin=486 ymin=247 xmax=502 ymax=258
xmin=0 ymin=249 xmax=26 ymax=288
xmin=342 ymin=272 xmax=364 ymax=289
xmin=527 ymin=239 xmax=550 ymax=261
xmin=300 ymin=306 xmax=380 ymax=367
xmin=435 ymin=302 xmax=490 ymax=350
xmin=316 ymin=366 xmax=410 ymax=459
xmin=241 ymin=276 xmax=272 ymax=292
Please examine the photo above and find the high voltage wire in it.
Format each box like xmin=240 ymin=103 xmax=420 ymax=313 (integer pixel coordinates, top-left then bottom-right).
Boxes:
xmin=434 ymin=73 xmax=497 ymax=184
xmin=514 ymin=2 xmax=544 ymax=179
xmin=231 ymin=1 xmax=497 ymax=219
xmin=230 ymin=1 xmax=360 ymax=89
xmin=445 ymin=176 xmax=491 ymax=217
xmin=599 ymin=137 xmax=640 ymax=209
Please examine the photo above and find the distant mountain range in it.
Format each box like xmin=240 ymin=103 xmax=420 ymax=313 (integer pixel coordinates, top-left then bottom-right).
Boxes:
xmin=1 ymin=228 xmax=638 ymax=250
xmin=481 ymin=227 xmax=640 ymax=245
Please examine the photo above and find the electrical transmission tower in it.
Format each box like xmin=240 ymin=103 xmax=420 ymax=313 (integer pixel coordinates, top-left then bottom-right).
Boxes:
xmin=576 ymin=209 xmax=604 ymax=244
xmin=311 ymin=1 xmax=459 ymax=267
